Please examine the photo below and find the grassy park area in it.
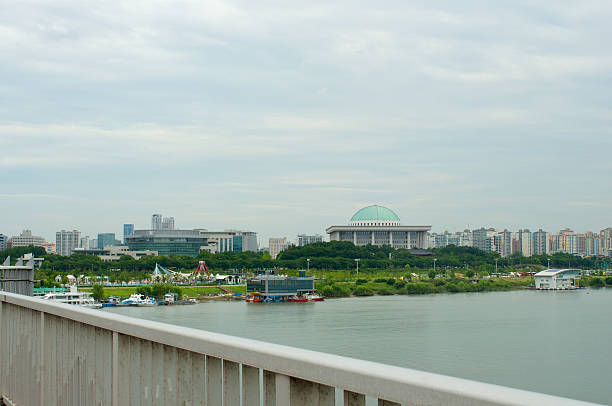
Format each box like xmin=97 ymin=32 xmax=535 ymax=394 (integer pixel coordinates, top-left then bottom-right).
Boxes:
xmin=80 ymin=284 xmax=246 ymax=299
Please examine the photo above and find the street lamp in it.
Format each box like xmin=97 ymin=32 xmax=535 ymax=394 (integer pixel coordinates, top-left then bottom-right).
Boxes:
xmin=306 ymin=258 xmax=310 ymax=272
xmin=547 ymin=258 xmax=550 ymax=269
xmin=355 ymin=258 xmax=360 ymax=275
xmin=495 ymin=259 xmax=498 ymax=273
xmin=433 ymin=258 xmax=437 ymax=274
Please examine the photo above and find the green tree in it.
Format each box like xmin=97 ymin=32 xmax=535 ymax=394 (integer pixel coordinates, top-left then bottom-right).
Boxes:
xmin=91 ymin=284 xmax=104 ymax=301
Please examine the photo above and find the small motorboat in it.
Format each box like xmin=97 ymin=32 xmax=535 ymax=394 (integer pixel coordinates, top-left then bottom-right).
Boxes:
xmin=288 ymin=295 xmax=309 ymax=302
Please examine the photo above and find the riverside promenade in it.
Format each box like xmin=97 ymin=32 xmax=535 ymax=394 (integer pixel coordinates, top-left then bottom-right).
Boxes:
xmin=0 ymin=291 xmax=603 ymax=406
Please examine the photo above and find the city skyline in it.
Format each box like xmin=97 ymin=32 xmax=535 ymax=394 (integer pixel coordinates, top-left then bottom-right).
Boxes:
xmin=2 ymin=210 xmax=612 ymax=247
xmin=2 ymin=1 xmax=612 ymax=244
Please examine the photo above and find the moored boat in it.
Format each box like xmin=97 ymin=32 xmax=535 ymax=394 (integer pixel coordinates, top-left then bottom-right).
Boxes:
xmin=41 ymin=285 xmax=102 ymax=309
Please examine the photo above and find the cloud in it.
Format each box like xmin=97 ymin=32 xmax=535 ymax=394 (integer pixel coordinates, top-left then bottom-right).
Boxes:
xmin=1 ymin=0 xmax=612 ymax=240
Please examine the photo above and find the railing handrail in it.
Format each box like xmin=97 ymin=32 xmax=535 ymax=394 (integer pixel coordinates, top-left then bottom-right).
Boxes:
xmin=0 ymin=291 xmax=602 ymax=406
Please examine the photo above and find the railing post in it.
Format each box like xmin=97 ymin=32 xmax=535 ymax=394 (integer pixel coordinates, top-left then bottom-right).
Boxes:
xmin=39 ymin=312 xmax=45 ymax=406
xmin=112 ymin=331 xmax=119 ymax=406
xmin=0 ymin=298 xmax=3 ymax=396
xmin=378 ymin=400 xmax=400 ymax=406
xmin=275 ymin=373 xmax=290 ymax=405
xmin=241 ymin=365 xmax=260 ymax=406
xmin=206 ymin=356 xmax=222 ymax=405
xmin=344 ymin=390 xmax=365 ymax=406
xmin=223 ymin=360 xmax=240 ymax=406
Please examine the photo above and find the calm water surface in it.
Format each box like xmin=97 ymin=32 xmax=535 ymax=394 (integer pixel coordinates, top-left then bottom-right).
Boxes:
xmin=106 ymin=288 xmax=612 ymax=404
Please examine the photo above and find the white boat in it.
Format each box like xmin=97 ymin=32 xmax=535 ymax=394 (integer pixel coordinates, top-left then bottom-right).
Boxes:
xmin=41 ymin=285 xmax=102 ymax=309
xmin=120 ymin=294 xmax=156 ymax=307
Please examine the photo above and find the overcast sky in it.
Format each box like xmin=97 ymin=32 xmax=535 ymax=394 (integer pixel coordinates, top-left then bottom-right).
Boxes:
xmin=1 ymin=0 xmax=611 ymax=245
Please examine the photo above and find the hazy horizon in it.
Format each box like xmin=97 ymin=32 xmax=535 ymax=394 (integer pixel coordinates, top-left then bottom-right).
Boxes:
xmin=2 ymin=1 xmax=611 ymax=243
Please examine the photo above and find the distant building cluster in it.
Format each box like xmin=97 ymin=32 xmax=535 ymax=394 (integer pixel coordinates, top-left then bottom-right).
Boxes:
xmin=428 ymin=227 xmax=612 ymax=258
xmin=2 ymin=206 xmax=611 ymax=261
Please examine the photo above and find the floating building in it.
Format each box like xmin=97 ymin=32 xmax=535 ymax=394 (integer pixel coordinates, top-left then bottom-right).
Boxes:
xmin=534 ymin=269 xmax=581 ymax=290
xmin=326 ymin=205 xmax=431 ymax=249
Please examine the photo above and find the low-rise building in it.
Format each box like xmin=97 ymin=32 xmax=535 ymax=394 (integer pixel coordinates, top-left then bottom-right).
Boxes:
xmin=41 ymin=242 xmax=56 ymax=254
xmin=297 ymin=234 xmax=323 ymax=246
xmin=327 ymin=205 xmax=431 ymax=249
xmin=9 ymin=230 xmax=45 ymax=248
xmin=73 ymin=246 xmax=157 ymax=261
xmin=126 ymin=230 xmax=207 ymax=257
xmin=534 ymin=269 xmax=581 ymax=290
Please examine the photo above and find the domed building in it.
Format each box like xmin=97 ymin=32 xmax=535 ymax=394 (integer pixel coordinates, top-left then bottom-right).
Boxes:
xmin=326 ymin=205 xmax=431 ymax=249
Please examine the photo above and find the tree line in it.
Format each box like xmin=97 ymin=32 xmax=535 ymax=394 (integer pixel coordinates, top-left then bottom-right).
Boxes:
xmin=1 ymin=242 xmax=609 ymax=280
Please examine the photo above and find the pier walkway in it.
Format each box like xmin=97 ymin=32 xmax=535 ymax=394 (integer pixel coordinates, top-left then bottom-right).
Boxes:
xmin=0 ymin=291 xmax=602 ymax=406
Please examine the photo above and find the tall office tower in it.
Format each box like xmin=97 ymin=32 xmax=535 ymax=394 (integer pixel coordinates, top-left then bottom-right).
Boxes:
xmin=532 ymin=229 xmax=549 ymax=255
xmin=56 ymin=230 xmax=81 ymax=256
xmin=151 ymin=214 xmax=163 ymax=230
xmin=97 ymin=233 xmax=117 ymax=249
xmin=80 ymin=236 xmax=90 ymax=250
xmin=123 ymin=224 xmax=134 ymax=243
xmin=297 ymin=234 xmax=323 ymax=246
xmin=269 ymin=237 xmax=289 ymax=260
xmin=0 ymin=234 xmax=7 ymax=251
xmin=162 ymin=217 xmax=175 ymax=230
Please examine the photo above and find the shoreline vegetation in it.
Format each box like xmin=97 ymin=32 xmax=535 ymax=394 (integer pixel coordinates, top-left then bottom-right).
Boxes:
xmin=2 ymin=243 xmax=609 ymax=299
xmin=81 ymin=276 xmax=611 ymax=301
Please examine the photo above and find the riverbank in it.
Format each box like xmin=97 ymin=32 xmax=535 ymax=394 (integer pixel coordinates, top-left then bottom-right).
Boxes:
xmin=317 ymin=277 xmax=534 ymax=297
xmin=80 ymin=284 xmax=246 ymax=298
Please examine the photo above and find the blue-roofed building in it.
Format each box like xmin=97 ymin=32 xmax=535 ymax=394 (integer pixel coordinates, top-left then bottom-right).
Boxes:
xmin=326 ymin=205 xmax=431 ymax=249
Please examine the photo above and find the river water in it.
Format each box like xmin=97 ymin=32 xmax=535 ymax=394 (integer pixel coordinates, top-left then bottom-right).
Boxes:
xmin=105 ymin=288 xmax=612 ymax=404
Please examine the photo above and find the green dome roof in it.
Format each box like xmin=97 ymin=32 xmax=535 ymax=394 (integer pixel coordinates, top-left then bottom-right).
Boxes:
xmin=350 ymin=205 xmax=400 ymax=222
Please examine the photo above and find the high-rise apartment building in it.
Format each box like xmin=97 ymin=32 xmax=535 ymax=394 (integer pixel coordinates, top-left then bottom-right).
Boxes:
xmin=123 ymin=224 xmax=134 ymax=244
xmin=472 ymin=228 xmax=494 ymax=252
xmin=497 ymin=230 xmax=512 ymax=257
xmin=10 ymin=230 xmax=46 ymax=247
xmin=0 ymin=234 xmax=7 ymax=251
xmin=532 ymin=229 xmax=548 ymax=255
xmin=558 ymin=228 xmax=576 ymax=254
xmin=80 ymin=236 xmax=90 ymax=250
xmin=151 ymin=214 xmax=163 ymax=230
xmin=519 ymin=230 xmax=533 ymax=257
xmin=601 ymin=228 xmax=612 ymax=251
xmin=56 ymin=230 xmax=81 ymax=256
xmin=297 ymin=234 xmax=323 ymax=246
xmin=162 ymin=217 xmax=175 ymax=230
xmin=269 ymin=237 xmax=289 ymax=260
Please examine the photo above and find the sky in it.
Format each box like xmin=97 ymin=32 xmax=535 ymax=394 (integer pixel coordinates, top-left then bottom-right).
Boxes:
xmin=1 ymin=0 xmax=611 ymax=245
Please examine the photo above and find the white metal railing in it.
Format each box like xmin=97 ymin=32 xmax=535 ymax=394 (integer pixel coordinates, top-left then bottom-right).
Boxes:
xmin=0 ymin=292 xmax=603 ymax=406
